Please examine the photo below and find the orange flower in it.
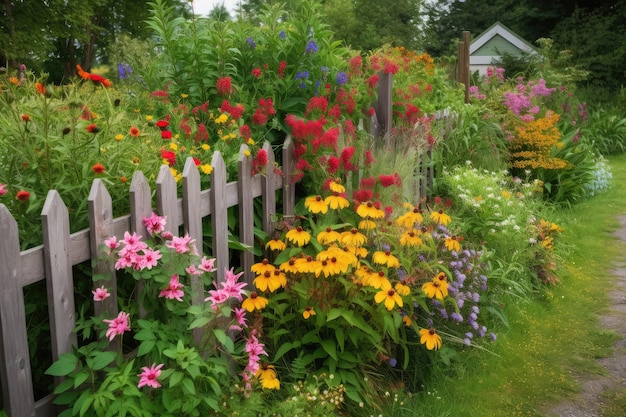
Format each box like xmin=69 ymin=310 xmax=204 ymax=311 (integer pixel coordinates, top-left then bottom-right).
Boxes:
xmin=92 ymin=163 xmax=105 ymax=174
xmin=21 ymin=114 xmax=30 ymax=122
xmin=129 ymin=126 xmax=140 ymax=137
xmin=35 ymin=82 xmax=46 ymax=94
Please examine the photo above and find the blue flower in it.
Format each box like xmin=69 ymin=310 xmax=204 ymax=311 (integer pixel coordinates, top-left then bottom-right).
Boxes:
xmin=388 ymin=358 xmax=397 ymax=367
xmin=295 ymin=71 xmax=309 ymax=80
xmin=117 ymin=62 xmax=133 ymax=79
xmin=246 ymin=37 xmax=256 ymax=49
xmin=278 ymin=30 xmax=286 ymax=39
xmin=305 ymin=40 xmax=318 ymax=54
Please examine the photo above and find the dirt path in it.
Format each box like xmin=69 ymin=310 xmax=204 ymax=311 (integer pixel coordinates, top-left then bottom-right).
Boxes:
xmin=544 ymin=214 xmax=626 ymax=417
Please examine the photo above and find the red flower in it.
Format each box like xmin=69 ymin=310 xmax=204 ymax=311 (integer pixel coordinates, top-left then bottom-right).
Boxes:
xmin=86 ymin=124 xmax=99 ymax=133
xmin=92 ymin=163 xmax=105 ymax=174
xmin=353 ymin=189 xmax=373 ymax=203
xmin=340 ymin=147 xmax=356 ymax=170
xmin=305 ymin=96 xmax=328 ymax=117
xmin=378 ymin=174 xmax=397 ymax=188
xmin=383 ymin=62 xmax=399 ymax=75
xmin=239 ymin=124 xmax=252 ymax=140
xmin=194 ymin=123 xmax=209 ymax=142
xmin=252 ymin=109 xmax=268 ymax=125
xmin=216 ymin=77 xmax=233 ymax=96
xmin=161 ymin=130 xmax=172 ymax=140
xmin=193 ymin=157 xmax=201 ymax=166
xmin=156 ymin=120 xmax=170 ymax=130
xmin=258 ymin=98 xmax=275 ymax=115
xmin=160 ymin=149 xmax=176 ymax=166
xmin=21 ymin=114 xmax=30 ymax=122
xmin=251 ymin=68 xmax=262 ymax=78
xmin=129 ymin=126 xmax=140 ymax=137
xmin=366 ymin=74 xmax=379 ymax=90
xmin=16 ymin=190 xmax=30 ymax=202
xmin=327 ymin=156 xmax=340 ymax=174
xmin=364 ymin=150 xmax=375 ymax=166
xmin=360 ymin=176 xmax=376 ymax=189
xmin=35 ymin=82 xmax=46 ymax=95
xmin=254 ymin=149 xmax=268 ymax=167
xmin=349 ymin=55 xmax=362 ymax=75
xmin=278 ymin=61 xmax=286 ymax=79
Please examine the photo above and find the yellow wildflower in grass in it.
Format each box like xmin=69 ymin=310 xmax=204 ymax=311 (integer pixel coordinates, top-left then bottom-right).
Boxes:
xmin=372 ymin=250 xmax=401 ymax=268
xmin=374 ymin=281 xmax=403 ymax=311
xmin=201 ymin=144 xmax=210 ymax=151
xmin=265 ymin=239 xmax=286 ymax=251
xmin=247 ymin=138 xmax=256 ymax=145
xmin=358 ymin=219 xmax=377 ymax=230
xmin=317 ymin=227 xmax=341 ymax=245
xmin=328 ymin=179 xmax=346 ymax=193
xmin=303 ymin=306 xmax=316 ymax=319
xmin=170 ymin=168 xmax=182 ymax=182
xmin=304 ymin=195 xmax=329 ymax=214
xmin=444 ymin=235 xmax=461 ymax=252
xmin=242 ymin=292 xmax=269 ymax=312
xmin=366 ymin=270 xmax=391 ymax=290
xmin=501 ymin=190 xmax=512 ymax=199
xmin=419 ymin=328 xmax=442 ymax=350
xmin=115 ymin=134 xmax=124 ymax=141
xmin=325 ymin=193 xmax=350 ymax=210
xmin=348 ymin=245 xmax=368 ymax=260
xmin=200 ymin=164 xmax=213 ymax=175
xmin=251 ymin=258 xmax=275 ymax=276
xmin=430 ymin=209 xmax=451 ymax=225
xmin=356 ymin=201 xmax=385 ymax=219
xmin=169 ymin=142 xmax=178 ymax=151
xmin=422 ymin=275 xmax=449 ymax=300
xmin=180 ymin=93 xmax=189 ymax=98
xmin=341 ymin=228 xmax=367 ymax=247
xmin=400 ymin=229 xmax=423 ymax=247
xmin=214 ymin=113 xmax=229 ymax=124
xmin=396 ymin=205 xmax=423 ymax=228
xmin=255 ymin=364 xmax=280 ymax=390
xmin=285 ymin=226 xmax=311 ymax=247
xmin=394 ymin=281 xmax=411 ymax=296
xmin=146 ymin=115 xmax=153 ymax=121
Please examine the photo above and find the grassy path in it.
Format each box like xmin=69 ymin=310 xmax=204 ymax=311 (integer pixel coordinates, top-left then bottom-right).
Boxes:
xmin=407 ymin=154 xmax=626 ymax=416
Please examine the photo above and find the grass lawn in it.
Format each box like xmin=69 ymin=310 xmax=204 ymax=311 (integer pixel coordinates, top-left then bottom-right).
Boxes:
xmin=390 ymin=154 xmax=626 ymax=416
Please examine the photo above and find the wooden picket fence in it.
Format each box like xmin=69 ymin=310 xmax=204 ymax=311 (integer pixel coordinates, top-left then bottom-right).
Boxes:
xmin=0 ymin=140 xmax=295 ymax=417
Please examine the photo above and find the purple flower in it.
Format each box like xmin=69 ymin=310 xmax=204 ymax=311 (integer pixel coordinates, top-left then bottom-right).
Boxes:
xmin=278 ymin=30 xmax=286 ymax=39
xmin=305 ymin=40 xmax=318 ymax=54
xmin=336 ymin=71 xmax=348 ymax=86
xmin=388 ymin=358 xmax=397 ymax=367
xmin=246 ymin=37 xmax=256 ymax=49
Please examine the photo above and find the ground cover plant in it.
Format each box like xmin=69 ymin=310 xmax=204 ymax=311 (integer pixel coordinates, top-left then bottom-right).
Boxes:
xmin=1 ymin=0 xmax=626 ymax=415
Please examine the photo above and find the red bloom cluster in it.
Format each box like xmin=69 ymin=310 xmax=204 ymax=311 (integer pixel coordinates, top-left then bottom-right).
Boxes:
xmin=216 ymin=77 xmax=233 ymax=96
xmin=252 ymin=98 xmax=276 ymax=126
xmin=220 ymin=100 xmax=245 ymax=120
xmin=76 ymin=65 xmax=112 ymax=88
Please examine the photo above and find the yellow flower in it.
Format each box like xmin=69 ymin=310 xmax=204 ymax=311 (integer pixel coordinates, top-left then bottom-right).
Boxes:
xmin=356 ymin=201 xmax=385 ymax=219
xmin=201 ymin=144 xmax=210 ymax=151
xmin=251 ymin=258 xmax=275 ymax=276
xmin=328 ymin=179 xmax=345 ymax=193
xmin=169 ymin=142 xmax=178 ymax=151
xmin=400 ymin=229 xmax=423 ymax=247
xmin=419 ymin=328 xmax=442 ymax=350
xmin=325 ymin=193 xmax=350 ymax=210
xmin=214 ymin=113 xmax=229 ymax=124
xmin=265 ymin=239 xmax=286 ymax=251
xmin=294 ymin=256 xmax=322 ymax=275
xmin=341 ymin=228 xmax=367 ymax=247
xmin=374 ymin=281 xmax=403 ymax=311
xmin=444 ymin=235 xmax=461 ymax=252
xmin=396 ymin=205 xmax=424 ymax=228
xmin=318 ymin=256 xmax=349 ymax=277
xmin=146 ymin=115 xmax=153 ymax=121
xmin=422 ymin=274 xmax=449 ymax=300
xmin=247 ymin=138 xmax=256 ymax=145
xmin=279 ymin=257 xmax=299 ymax=274
xmin=430 ymin=209 xmax=451 ymax=225
xmin=358 ymin=219 xmax=377 ymax=230
xmin=304 ymin=195 xmax=328 ymax=214
xmin=170 ymin=168 xmax=182 ymax=182
xmin=180 ymin=93 xmax=189 ymax=98
xmin=402 ymin=315 xmax=412 ymax=327
xmin=501 ymin=190 xmax=512 ymax=199
xmin=317 ymin=227 xmax=341 ymax=245
xmin=200 ymin=164 xmax=213 ymax=175
xmin=394 ymin=282 xmax=411 ymax=296
xmin=244 ymin=149 xmax=251 ymax=157
xmin=242 ymin=292 xmax=269 ymax=312
xmin=365 ymin=270 xmax=391 ymax=290
xmin=285 ymin=226 xmax=311 ymax=247
xmin=114 ymin=134 xmax=124 ymax=141
xmin=254 ymin=270 xmax=286 ymax=292
xmin=303 ymin=306 xmax=316 ymax=319
xmin=255 ymin=365 xmax=280 ymax=390
xmin=372 ymin=250 xmax=400 ymax=268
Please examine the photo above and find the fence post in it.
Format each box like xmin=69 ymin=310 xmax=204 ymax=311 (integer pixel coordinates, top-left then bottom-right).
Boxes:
xmin=0 ymin=204 xmax=36 ymax=416
xmin=374 ymin=72 xmax=393 ymax=138
xmin=261 ymin=141 xmax=276 ymax=236
xmin=282 ymin=135 xmax=295 ymax=217
xmin=210 ymin=151 xmax=229 ymax=283
xmin=88 ymin=180 xmax=119 ymax=324
xmin=458 ymin=31 xmax=471 ymax=103
xmin=130 ymin=170 xmax=152 ymax=319
xmin=238 ymin=145 xmax=254 ymax=284
xmin=157 ymin=165 xmax=180 ymax=234
xmin=42 ymin=191 xmax=78 ymax=361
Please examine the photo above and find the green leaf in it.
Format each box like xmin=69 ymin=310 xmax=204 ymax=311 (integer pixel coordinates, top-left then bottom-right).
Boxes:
xmin=321 ymin=339 xmax=337 ymax=361
xmin=45 ymin=353 xmax=79 ymax=376
xmin=188 ymin=316 xmax=211 ymax=330
xmin=169 ymin=370 xmax=184 ymax=388
xmin=89 ymin=351 xmax=117 ymax=371
xmin=326 ymin=308 xmax=342 ymax=322
xmin=73 ymin=371 xmax=89 ymax=388
xmin=273 ymin=340 xmax=301 ymax=362
xmin=137 ymin=340 xmax=156 ymax=357
xmin=213 ymin=329 xmax=235 ymax=352
xmin=182 ymin=377 xmax=196 ymax=396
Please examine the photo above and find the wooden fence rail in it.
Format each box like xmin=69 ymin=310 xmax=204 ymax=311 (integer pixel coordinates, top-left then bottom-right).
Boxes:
xmin=0 ymin=139 xmax=295 ymax=417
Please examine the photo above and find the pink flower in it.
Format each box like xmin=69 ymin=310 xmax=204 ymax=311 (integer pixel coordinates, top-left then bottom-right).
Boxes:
xmin=138 ymin=363 xmax=164 ymax=388
xmin=138 ymin=248 xmax=162 ymax=270
xmin=185 ymin=265 xmax=203 ymax=276
xmin=166 ymin=234 xmax=195 ymax=254
xmin=198 ymin=256 xmax=217 ymax=272
xmin=103 ymin=311 xmax=131 ymax=341
xmin=121 ymin=231 xmax=147 ymax=252
xmin=104 ymin=236 xmax=120 ymax=250
xmin=159 ymin=275 xmax=184 ymax=301
xmin=220 ymin=268 xmax=247 ymax=301
xmin=205 ymin=288 xmax=229 ymax=307
xmin=143 ymin=213 xmax=167 ymax=236
xmin=92 ymin=286 xmax=111 ymax=301
xmin=0 ymin=184 xmax=7 ymax=196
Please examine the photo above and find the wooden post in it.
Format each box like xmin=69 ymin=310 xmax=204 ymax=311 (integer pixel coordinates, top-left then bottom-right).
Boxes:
xmin=374 ymin=71 xmax=393 ymax=138
xmin=458 ymin=31 xmax=471 ymax=103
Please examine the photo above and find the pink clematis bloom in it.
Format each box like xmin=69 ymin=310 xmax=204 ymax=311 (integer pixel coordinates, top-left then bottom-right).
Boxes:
xmin=0 ymin=184 xmax=7 ymax=196
xmin=103 ymin=311 xmax=131 ymax=341
xmin=138 ymin=363 xmax=164 ymax=388
xmin=198 ymin=256 xmax=217 ymax=273
xmin=143 ymin=213 xmax=167 ymax=236
xmin=159 ymin=274 xmax=184 ymax=301
xmin=166 ymin=234 xmax=195 ymax=254
xmin=92 ymin=286 xmax=111 ymax=302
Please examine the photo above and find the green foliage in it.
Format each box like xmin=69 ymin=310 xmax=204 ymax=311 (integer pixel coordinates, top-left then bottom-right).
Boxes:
xmin=582 ymin=107 xmax=626 ymax=156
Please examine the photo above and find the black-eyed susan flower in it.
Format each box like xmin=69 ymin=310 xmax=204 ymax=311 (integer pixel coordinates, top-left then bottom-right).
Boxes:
xmin=279 ymin=257 xmax=299 ymax=274
xmin=394 ymin=281 xmax=411 ymax=296
xmin=254 ymin=270 xmax=283 ymax=292
xmin=422 ymin=276 xmax=449 ymax=300
xmin=358 ymin=219 xmax=377 ymax=230
xmin=325 ymin=193 xmax=350 ymax=210
xmin=303 ymin=306 xmax=316 ymax=319
xmin=356 ymin=201 xmax=385 ymax=219
xmin=317 ymin=227 xmax=341 ymax=245
xmin=251 ymin=258 xmax=275 ymax=276
xmin=396 ymin=205 xmax=424 ymax=228
xmin=304 ymin=195 xmax=328 ymax=214
xmin=265 ymin=239 xmax=286 ymax=251
xmin=242 ymin=292 xmax=269 ymax=312
xmin=255 ymin=364 xmax=280 ymax=389
xmin=372 ymin=250 xmax=400 ymax=268
xmin=366 ymin=270 xmax=391 ymax=290
xmin=374 ymin=281 xmax=403 ymax=311
xmin=402 ymin=314 xmax=412 ymax=326
xmin=430 ymin=209 xmax=451 ymax=226
xmin=341 ymin=228 xmax=367 ymax=247
xmin=294 ymin=256 xmax=322 ymax=276
xmin=444 ymin=235 xmax=461 ymax=252
xmin=400 ymin=229 xmax=423 ymax=247
xmin=285 ymin=226 xmax=311 ymax=247
xmin=419 ymin=327 xmax=442 ymax=350
xmin=328 ymin=179 xmax=345 ymax=193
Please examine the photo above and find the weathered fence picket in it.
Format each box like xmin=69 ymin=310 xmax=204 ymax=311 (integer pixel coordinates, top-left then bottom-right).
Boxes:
xmin=0 ymin=139 xmax=294 ymax=417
